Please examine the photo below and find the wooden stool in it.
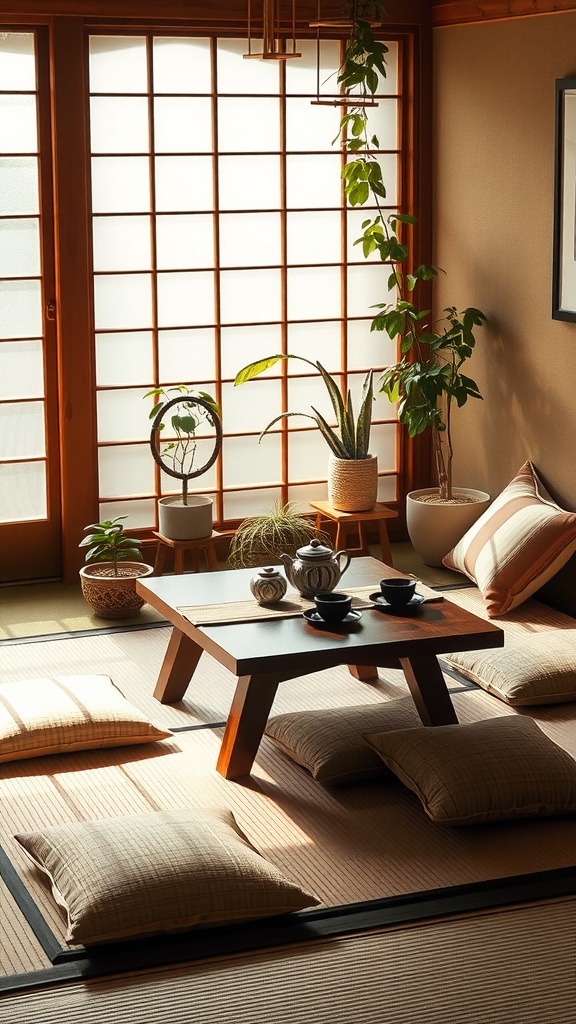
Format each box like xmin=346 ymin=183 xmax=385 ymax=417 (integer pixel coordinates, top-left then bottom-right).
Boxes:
xmin=153 ymin=529 xmax=234 ymax=575
xmin=309 ymin=500 xmax=398 ymax=567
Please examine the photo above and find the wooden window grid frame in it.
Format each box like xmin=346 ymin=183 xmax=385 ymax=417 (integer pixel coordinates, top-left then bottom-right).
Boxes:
xmin=0 ymin=6 xmax=433 ymax=582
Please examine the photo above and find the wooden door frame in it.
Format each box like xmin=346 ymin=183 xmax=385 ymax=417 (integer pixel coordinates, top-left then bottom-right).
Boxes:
xmin=51 ymin=18 xmax=98 ymax=582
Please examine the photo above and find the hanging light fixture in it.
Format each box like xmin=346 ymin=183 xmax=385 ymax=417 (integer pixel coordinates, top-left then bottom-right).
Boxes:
xmin=310 ymin=0 xmax=382 ymax=106
xmin=244 ymin=0 xmax=301 ymax=60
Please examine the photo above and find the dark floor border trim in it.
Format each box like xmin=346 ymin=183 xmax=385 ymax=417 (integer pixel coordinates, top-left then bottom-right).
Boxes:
xmin=438 ymin=660 xmax=479 ymax=689
xmin=0 ymin=847 xmax=62 ymax=962
xmin=170 ymin=721 xmax=227 ymax=733
xmin=2 ymin=846 xmax=576 ymax=994
xmin=0 ymin=620 xmax=170 ymax=646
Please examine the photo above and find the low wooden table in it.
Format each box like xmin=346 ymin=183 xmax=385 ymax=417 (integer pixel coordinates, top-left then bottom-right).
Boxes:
xmin=137 ymin=557 xmax=504 ymax=781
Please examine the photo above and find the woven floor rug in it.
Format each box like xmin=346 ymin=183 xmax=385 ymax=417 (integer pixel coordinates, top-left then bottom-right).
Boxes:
xmin=2 ymin=899 xmax=576 ymax=1024
xmin=2 ymin=609 xmax=576 ymax=995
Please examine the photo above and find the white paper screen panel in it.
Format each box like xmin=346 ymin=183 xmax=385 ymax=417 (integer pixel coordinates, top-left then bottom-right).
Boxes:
xmin=88 ymin=32 xmax=402 ymax=525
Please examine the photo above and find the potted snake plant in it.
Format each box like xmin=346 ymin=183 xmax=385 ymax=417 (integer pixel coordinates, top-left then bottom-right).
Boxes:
xmin=234 ymin=357 xmax=377 ymax=513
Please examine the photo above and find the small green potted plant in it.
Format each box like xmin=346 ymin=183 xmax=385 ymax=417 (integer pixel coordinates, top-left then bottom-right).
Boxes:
xmin=78 ymin=516 xmax=154 ymax=619
xmin=146 ymin=385 xmax=222 ymax=541
xmin=234 ymin=357 xmax=377 ymax=513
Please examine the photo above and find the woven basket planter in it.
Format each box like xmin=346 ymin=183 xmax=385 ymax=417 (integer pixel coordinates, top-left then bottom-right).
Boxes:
xmin=79 ymin=562 xmax=154 ymax=619
xmin=328 ymin=454 xmax=378 ymax=512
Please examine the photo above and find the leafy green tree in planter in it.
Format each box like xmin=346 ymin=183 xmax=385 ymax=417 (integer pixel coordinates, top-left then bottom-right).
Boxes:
xmin=337 ymin=2 xmax=487 ymax=500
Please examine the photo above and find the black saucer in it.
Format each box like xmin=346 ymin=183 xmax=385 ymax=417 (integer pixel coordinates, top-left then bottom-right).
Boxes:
xmin=368 ymin=592 xmax=425 ymax=613
xmin=303 ymin=608 xmax=362 ymax=628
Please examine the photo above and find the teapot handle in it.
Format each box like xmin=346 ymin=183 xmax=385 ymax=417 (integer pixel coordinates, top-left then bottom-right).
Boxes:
xmin=335 ymin=550 xmax=351 ymax=576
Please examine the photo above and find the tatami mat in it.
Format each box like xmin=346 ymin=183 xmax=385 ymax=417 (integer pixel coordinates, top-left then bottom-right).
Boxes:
xmin=2 ymin=898 xmax=576 ymax=1024
xmin=2 ymin=616 xmax=576 ymax=985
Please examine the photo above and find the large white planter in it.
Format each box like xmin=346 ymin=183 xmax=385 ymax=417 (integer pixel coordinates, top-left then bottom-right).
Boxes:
xmin=328 ymin=454 xmax=378 ymax=512
xmin=406 ymin=487 xmax=491 ymax=567
xmin=158 ymin=495 xmax=213 ymax=541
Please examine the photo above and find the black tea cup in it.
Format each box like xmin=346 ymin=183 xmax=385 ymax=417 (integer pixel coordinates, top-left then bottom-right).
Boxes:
xmin=314 ymin=592 xmax=352 ymax=623
xmin=379 ymin=578 xmax=417 ymax=608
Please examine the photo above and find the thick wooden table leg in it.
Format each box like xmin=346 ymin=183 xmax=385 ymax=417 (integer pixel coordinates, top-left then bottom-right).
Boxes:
xmin=399 ymin=654 xmax=458 ymax=726
xmin=153 ymin=628 xmax=203 ymax=703
xmin=216 ymin=672 xmax=282 ymax=780
xmin=349 ymin=664 xmax=379 ymax=681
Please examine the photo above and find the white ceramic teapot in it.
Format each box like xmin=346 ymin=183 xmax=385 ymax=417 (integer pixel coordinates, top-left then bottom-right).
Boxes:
xmin=279 ymin=538 xmax=351 ymax=598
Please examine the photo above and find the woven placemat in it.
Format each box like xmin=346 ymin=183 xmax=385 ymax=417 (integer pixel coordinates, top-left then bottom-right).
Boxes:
xmin=178 ymin=583 xmax=443 ymax=626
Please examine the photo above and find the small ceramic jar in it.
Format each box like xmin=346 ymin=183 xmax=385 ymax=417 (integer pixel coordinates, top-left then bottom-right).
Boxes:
xmin=250 ymin=566 xmax=287 ymax=605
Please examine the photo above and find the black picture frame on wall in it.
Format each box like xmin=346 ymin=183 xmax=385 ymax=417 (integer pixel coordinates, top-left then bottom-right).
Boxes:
xmin=553 ymin=77 xmax=576 ymax=321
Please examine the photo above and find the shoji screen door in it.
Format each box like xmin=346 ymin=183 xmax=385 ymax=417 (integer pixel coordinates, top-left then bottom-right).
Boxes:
xmin=88 ymin=34 xmax=401 ymax=532
xmin=0 ymin=30 xmax=60 ymax=582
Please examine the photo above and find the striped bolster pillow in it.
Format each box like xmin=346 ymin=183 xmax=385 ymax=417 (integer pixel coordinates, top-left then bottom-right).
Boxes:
xmin=442 ymin=461 xmax=576 ymax=618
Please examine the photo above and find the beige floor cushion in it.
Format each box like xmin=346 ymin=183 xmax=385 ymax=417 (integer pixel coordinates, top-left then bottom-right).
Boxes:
xmin=0 ymin=674 xmax=171 ymax=762
xmin=443 ymin=461 xmax=576 ymax=618
xmin=265 ymin=697 xmax=422 ymax=785
xmin=15 ymin=806 xmax=320 ymax=944
xmin=444 ymin=632 xmax=576 ymax=706
xmin=364 ymin=716 xmax=576 ymax=826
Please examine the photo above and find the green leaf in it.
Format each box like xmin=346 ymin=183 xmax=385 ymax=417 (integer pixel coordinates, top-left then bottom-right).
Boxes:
xmin=234 ymin=355 xmax=286 ymax=384
xmin=258 ymin=411 xmax=319 ymax=443
xmin=345 ymin=139 xmax=365 ymax=152
xmin=342 ymin=390 xmax=356 ymax=456
xmin=365 ymin=67 xmax=379 ymax=94
xmin=356 ymin=369 xmax=374 ymax=458
xmin=172 ymin=414 xmax=198 ymax=435
xmin=316 ymin=361 xmax=347 ymax=429
xmin=311 ymin=407 xmax=349 ymax=458
xmin=346 ymin=181 xmax=370 ymax=206
xmin=387 ymin=239 xmax=409 ymax=262
xmin=414 ymin=264 xmax=439 ymax=281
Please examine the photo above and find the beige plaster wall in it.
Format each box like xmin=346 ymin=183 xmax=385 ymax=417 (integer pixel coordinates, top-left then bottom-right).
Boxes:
xmin=433 ymin=14 xmax=576 ymax=513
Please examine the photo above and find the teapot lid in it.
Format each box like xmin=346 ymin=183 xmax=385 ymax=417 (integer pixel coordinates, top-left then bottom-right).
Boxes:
xmin=296 ymin=537 xmax=334 ymax=559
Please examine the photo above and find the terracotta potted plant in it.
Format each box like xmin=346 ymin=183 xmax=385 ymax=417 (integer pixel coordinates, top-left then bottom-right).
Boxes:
xmin=234 ymin=358 xmax=377 ymax=513
xmin=79 ymin=516 xmax=154 ymax=619
xmin=146 ymin=385 xmax=222 ymax=541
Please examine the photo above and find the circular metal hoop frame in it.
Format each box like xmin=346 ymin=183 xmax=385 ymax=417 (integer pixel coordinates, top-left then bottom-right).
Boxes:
xmin=149 ymin=395 xmax=222 ymax=482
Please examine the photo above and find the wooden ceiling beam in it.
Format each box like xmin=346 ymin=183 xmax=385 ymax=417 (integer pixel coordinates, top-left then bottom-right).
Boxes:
xmin=432 ymin=0 xmax=576 ymax=28
xmin=0 ymin=0 xmax=430 ymax=24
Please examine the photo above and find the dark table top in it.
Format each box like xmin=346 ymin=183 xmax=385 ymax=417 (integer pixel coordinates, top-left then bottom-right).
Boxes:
xmin=137 ymin=557 xmax=504 ymax=677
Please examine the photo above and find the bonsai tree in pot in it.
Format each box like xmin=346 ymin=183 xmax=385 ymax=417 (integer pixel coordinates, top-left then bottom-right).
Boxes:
xmin=332 ymin=4 xmax=489 ymax=563
xmin=234 ymin=357 xmax=377 ymax=513
xmin=78 ymin=516 xmax=154 ymax=619
xmin=146 ymin=385 xmax=222 ymax=541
